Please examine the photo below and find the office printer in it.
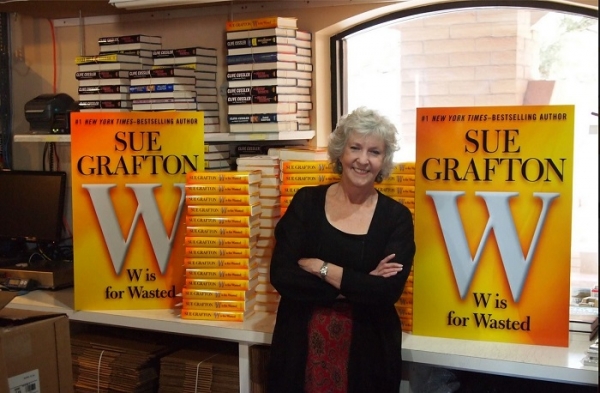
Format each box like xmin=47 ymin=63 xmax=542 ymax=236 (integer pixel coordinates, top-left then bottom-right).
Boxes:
xmin=24 ymin=93 xmax=76 ymax=134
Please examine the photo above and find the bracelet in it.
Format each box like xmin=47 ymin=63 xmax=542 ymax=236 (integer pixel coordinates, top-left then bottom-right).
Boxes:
xmin=319 ymin=262 xmax=329 ymax=281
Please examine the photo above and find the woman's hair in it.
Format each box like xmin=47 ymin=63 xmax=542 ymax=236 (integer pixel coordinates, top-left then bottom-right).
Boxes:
xmin=328 ymin=106 xmax=399 ymax=182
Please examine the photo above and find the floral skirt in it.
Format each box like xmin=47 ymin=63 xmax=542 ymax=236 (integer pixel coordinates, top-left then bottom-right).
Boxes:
xmin=304 ymin=301 xmax=353 ymax=393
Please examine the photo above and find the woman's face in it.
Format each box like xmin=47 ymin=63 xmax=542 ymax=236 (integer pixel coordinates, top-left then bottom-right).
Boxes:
xmin=339 ymin=131 xmax=385 ymax=187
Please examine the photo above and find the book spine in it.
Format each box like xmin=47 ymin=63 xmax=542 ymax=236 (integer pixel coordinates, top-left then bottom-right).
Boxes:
xmin=184 ymin=237 xmax=255 ymax=248
xmin=180 ymin=298 xmax=254 ymax=311
xmin=129 ymin=68 xmax=184 ymax=78
xmin=181 ymin=287 xmax=254 ymax=301
xmin=392 ymin=162 xmax=417 ymax=174
xmin=185 ymin=226 xmax=257 ymax=238
xmin=185 ymin=215 xmax=256 ymax=227
xmin=183 ymin=258 xmax=252 ymax=269
xmin=186 ymin=268 xmax=256 ymax=280
xmin=75 ymin=54 xmax=123 ymax=64
xmin=78 ymin=100 xmax=131 ymax=109
xmin=226 ymin=52 xmax=278 ymax=65
xmin=227 ymin=70 xmax=279 ymax=81
xmin=185 ymin=247 xmax=254 ymax=258
xmin=227 ymin=86 xmax=290 ymax=98
xmin=226 ymin=16 xmax=288 ymax=32
xmin=98 ymin=34 xmax=156 ymax=45
xmin=184 ymin=278 xmax=255 ymax=290
xmin=280 ymin=161 xmax=333 ymax=173
xmin=132 ymin=98 xmax=195 ymax=104
xmin=180 ymin=309 xmax=253 ymax=321
xmin=226 ymin=36 xmax=282 ymax=48
xmin=153 ymin=47 xmax=215 ymax=58
xmin=185 ymin=183 xmax=255 ymax=195
xmin=279 ymin=184 xmax=306 ymax=196
xmin=227 ymin=95 xmax=279 ymax=105
xmin=78 ymin=85 xmax=128 ymax=94
xmin=280 ymin=196 xmax=293 ymax=208
xmin=185 ymin=194 xmax=256 ymax=206
xmin=75 ymin=70 xmax=127 ymax=80
xmin=186 ymin=171 xmax=260 ymax=184
xmin=280 ymin=173 xmax=340 ymax=184
xmin=374 ymin=185 xmax=415 ymax=197
xmin=186 ymin=204 xmax=259 ymax=216
xmin=129 ymin=84 xmax=176 ymax=93
xmin=381 ymin=174 xmax=416 ymax=185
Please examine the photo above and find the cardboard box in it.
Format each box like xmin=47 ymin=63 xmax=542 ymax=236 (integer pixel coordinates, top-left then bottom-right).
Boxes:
xmin=0 ymin=292 xmax=73 ymax=393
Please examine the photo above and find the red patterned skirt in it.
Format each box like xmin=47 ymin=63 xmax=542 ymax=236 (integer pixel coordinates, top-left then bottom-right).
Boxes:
xmin=304 ymin=301 xmax=353 ymax=393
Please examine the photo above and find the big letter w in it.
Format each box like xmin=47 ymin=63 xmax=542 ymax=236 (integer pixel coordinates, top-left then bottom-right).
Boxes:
xmin=83 ymin=183 xmax=186 ymax=275
xmin=426 ymin=191 xmax=559 ymax=302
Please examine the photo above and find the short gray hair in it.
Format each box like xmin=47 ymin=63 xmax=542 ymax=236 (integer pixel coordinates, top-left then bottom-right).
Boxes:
xmin=328 ymin=107 xmax=399 ymax=182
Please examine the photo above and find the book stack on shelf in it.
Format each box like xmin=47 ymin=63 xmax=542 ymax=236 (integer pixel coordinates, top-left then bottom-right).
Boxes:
xmin=374 ymin=162 xmax=416 ymax=332
xmin=569 ymin=305 xmax=599 ymax=340
xmin=129 ymin=67 xmax=197 ymax=111
xmin=71 ymin=332 xmax=170 ymax=392
xmin=75 ymin=34 xmax=161 ymax=112
xmin=203 ymin=143 xmax=232 ymax=171
xmin=235 ymin=155 xmax=283 ymax=313
xmin=225 ymin=16 xmax=314 ymax=135
xmin=583 ymin=338 xmax=598 ymax=368
xmin=158 ymin=349 xmax=240 ymax=392
xmin=151 ymin=47 xmax=219 ymax=124
xmin=178 ymin=170 xmax=262 ymax=322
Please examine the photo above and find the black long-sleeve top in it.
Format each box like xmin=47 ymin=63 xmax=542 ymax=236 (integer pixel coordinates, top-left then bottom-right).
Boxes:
xmin=267 ymin=184 xmax=416 ymax=393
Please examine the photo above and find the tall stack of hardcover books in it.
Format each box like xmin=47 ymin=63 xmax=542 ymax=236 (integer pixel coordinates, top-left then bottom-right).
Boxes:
xmin=203 ymin=143 xmax=232 ymax=171
xmin=178 ymin=170 xmax=262 ymax=322
xmin=75 ymin=34 xmax=160 ymax=112
xmin=378 ymin=162 xmax=416 ymax=333
xmin=225 ymin=16 xmax=313 ymax=134
xmin=147 ymin=47 xmax=219 ymax=121
xmin=235 ymin=155 xmax=282 ymax=312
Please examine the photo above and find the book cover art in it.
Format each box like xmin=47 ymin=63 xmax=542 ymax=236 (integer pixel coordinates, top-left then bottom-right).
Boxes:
xmin=70 ymin=112 xmax=205 ymax=310
xmin=413 ymin=105 xmax=574 ymax=347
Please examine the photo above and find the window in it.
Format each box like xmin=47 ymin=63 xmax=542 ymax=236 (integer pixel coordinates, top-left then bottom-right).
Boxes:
xmin=334 ymin=1 xmax=598 ymax=303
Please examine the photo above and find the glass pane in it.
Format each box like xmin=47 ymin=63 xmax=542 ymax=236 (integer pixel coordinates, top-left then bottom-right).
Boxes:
xmin=344 ymin=6 xmax=598 ymax=304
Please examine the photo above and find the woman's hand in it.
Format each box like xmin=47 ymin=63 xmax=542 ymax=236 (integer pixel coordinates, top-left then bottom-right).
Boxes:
xmin=370 ymin=253 xmax=403 ymax=277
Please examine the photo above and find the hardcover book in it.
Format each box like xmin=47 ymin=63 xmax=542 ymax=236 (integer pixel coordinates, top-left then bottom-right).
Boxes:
xmin=185 ymin=214 xmax=260 ymax=228
xmin=186 ymin=204 xmax=262 ymax=217
xmin=183 ymin=257 xmax=255 ymax=269
xmin=184 ymin=276 xmax=258 ymax=291
xmin=280 ymin=160 xmax=333 ymax=173
xmin=227 ymin=102 xmax=297 ymax=115
xmin=186 ymin=170 xmax=262 ymax=184
xmin=226 ymin=69 xmax=312 ymax=81
xmin=98 ymin=34 xmax=161 ymax=45
xmin=152 ymin=47 xmax=217 ymax=58
xmin=226 ymin=27 xmax=298 ymax=40
xmin=225 ymin=16 xmax=297 ymax=32
xmin=185 ymin=194 xmax=261 ymax=206
xmin=229 ymin=122 xmax=298 ymax=133
xmin=178 ymin=296 xmax=256 ymax=312
xmin=226 ymin=35 xmax=297 ymax=49
xmin=181 ymin=287 xmax=256 ymax=301
xmin=185 ymin=246 xmax=256 ymax=259
xmin=227 ymin=61 xmax=296 ymax=73
xmin=184 ymin=183 xmax=260 ymax=195
xmin=129 ymin=67 xmax=195 ymax=79
xmin=153 ymin=55 xmax=218 ymax=66
xmin=179 ymin=308 xmax=255 ymax=322
xmin=227 ymin=43 xmax=296 ymax=56
xmin=76 ymin=70 xmax=130 ymax=80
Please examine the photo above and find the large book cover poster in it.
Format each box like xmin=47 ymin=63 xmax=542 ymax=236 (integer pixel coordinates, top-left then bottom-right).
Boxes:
xmin=413 ymin=105 xmax=574 ymax=347
xmin=70 ymin=111 xmax=204 ymax=310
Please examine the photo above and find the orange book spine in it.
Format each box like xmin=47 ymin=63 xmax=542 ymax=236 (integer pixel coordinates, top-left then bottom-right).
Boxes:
xmin=185 ymin=226 xmax=258 ymax=238
xmin=380 ymin=174 xmax=416 ymax=185
xmin=280 ymin=173 xmax=340 ymax=185
xmin=390 ymin=162 xmax=416 ymax=174
xmin=279 ymin=184 xmax=306 ymax=196
xmin=185 ymin=247 xmax=254 ymax=259
xmin=180 ymin=309 xmax=254 ymax=321
xmin=375 ymin=185 xmax=415 ymax=197
xmin=185 ymin=183 xmax=258 ymax=195
xmin=185 ymin=277 xmax=257 ymax=290
xmin=184 ymin=236 xmax=256 ymax=248
xmin=186 ymin=170 xmax=261 ymax=184
xmin=186 ymin=204 xmax=261 ymax=216
xmin=179 ymin=297 xmax=255 ymax=311
xmin=183 ymin=257 xmax=253 ymax=269
xmin=185 ymin=215 xmax=258 ymax=227
xmin=181 ymin=287 xmax=255 ymax=301
xmin=185 ymin=194 xmax=259 ymax=206
xmin=225 ymin=16 xmax=294 ymax=32
xmin=186 ymin=267 xmax=257 ymax=280
xmin=279 ymin=195 xmax=293 ymax=208
xmin=280 ymin=160 xmax=333 ymax=173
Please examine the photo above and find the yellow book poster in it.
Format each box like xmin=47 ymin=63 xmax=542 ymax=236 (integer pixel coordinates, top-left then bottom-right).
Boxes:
xmin=70 ymin=111 xmax=204 ymax=310
xmin=414 ymin=105 xmax=574 ymax=347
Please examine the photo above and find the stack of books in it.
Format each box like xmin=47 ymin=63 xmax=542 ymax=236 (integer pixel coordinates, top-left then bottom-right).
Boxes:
xmin=583 ymin=338 xmax=598 ymax=367
xmin=129 ymin=67 xmax=197 ymax=111
xmin=569 ymin=306 xmax=599 ymax=340
xmin=151 ymin=46 xmax=219 ymax=124
xmin=235 ymin=155 xmax=283 ymax=313
xmin=158 ymin=349 xmax=240 ymax=392
xmin=71 ymin=332 xmax=169 ymax=392
xmin=178 ymin=170 xmax=262 ymax=322
xmin=203 ymin=143 xmax=232 ymax=171
xmin=374 ymin=162 xmax=416 ymax=332
xmin=76 ymin=34 xmax=161 ymax=112
xmin=225 ymin=16 xmax=314 ymax=134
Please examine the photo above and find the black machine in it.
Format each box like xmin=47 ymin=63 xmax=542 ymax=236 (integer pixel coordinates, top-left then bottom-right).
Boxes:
xmin=24 ymin=93 xmax=76 ymax=134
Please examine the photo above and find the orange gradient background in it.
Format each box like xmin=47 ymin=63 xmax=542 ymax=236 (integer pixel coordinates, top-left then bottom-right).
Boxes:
xmin=70 ymin=111 xmax=204 ymax=310
xmin=413 ymin=105 xmax=574 ymax=346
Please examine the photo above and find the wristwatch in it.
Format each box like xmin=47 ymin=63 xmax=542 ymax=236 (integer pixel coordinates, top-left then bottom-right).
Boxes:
xmin=319 ymin=262 xmax=329 ymax=281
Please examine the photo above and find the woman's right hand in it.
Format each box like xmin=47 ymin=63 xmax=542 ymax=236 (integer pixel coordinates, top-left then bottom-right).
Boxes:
xmin=370 ymin=253 xmax=403 ymax=277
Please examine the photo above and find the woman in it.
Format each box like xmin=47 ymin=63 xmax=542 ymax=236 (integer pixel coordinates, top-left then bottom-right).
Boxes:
xmin=268 ymin=107 xmax=416 ymax=393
